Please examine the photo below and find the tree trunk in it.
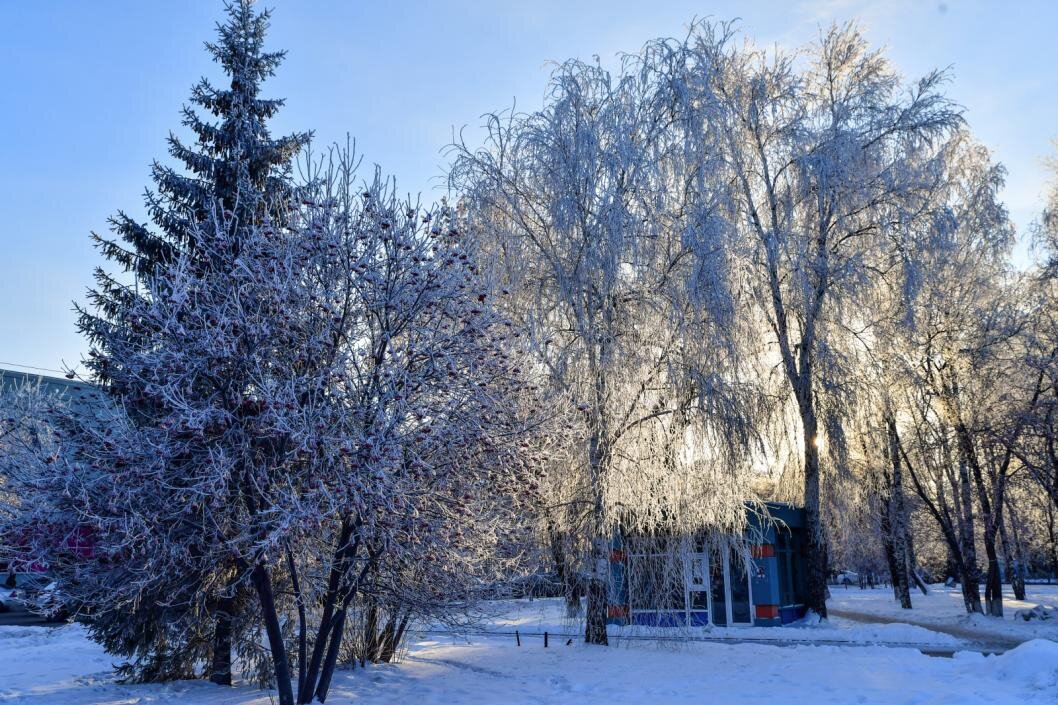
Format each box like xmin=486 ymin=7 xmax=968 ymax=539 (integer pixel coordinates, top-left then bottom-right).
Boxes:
xmin=374 ymin=612 xmax=401 ymax=664
xmin=583 ymin=431 xmax=609 ymax=645
xmin=884 ymin=416 xmax=912 ymax=608
xmin=879 ymin=420 xmax=900 ymax=601
xmin=900 ymin=432 xmax=974 ymax=609
xmin=980 ymin=527 xmax=1004 ymax=617
xmin=905 ymin=529 xmax=929 ymax=595
xmin=880 ymin=495 xmax=911 ymax=606
xmin=956 ymin=421 xmax=1002 ymax=618
xmin=1047 ymin=500 xmax=1058 ymax=581
xmin=1002 ymin=493 xmax=1028 ymax=597
xmin=299 ymin=523 xmax=355 ymax=704
xmin=907 ymin=549 xmax=928 ymax=596
xmin=382 ymin=614 xmax=410 ymax=663
xmin=909 ymin=563 xmax=929 ymax=596
xmin=363 ymin=601 xmax=380 ymax=664
xmin=583 ymin=529 xmax=609 ymax=644
xmin=312 ymin=550 xmax=377 ymax=703
xmin=251 ymin=563 xmax=294 ymax=705
xmin=998 ymin=511 xmax=1026 ymax=602
xmin=881 ymin=520 xmax=900 ymax=601
xmin=584 ymin=564 xmax=609 ymax=645
xmin=799 ymin=396 xmax=829 ymax=618
xmin=285 ymin=546 xmax=308 ymax=698
xmin=954 ymin=457 xmax=983 ymax=614
xmin=314 ymin=608 xmax=347 ymax=703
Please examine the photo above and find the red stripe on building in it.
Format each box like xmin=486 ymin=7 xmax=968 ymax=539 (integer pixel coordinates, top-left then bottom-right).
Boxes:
xmin=755 ymin=604 xmax=779 ymax=619
xmin=751 ymin=544 xmax=775 ymax=558
xmin=610 ymin=549 xmax=627 ymax=562
xmin=608 ymin=604 xmax=629 ymax=619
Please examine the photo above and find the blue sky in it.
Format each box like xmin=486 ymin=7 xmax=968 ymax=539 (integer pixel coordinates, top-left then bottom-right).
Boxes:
xmin=2 ymin=0 xmax=1056 ymax=372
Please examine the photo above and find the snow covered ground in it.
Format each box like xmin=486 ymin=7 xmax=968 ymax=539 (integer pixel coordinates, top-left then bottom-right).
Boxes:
xmin=482 ymin=597 xmax=966 ymax=648
xmin=829 ymin=584 xmax=1058 ymax=645
xmin=1 ymin=596 xmax=1056 ymax=704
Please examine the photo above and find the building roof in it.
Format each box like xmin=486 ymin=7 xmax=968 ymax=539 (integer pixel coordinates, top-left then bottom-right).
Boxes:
xmin=0 ymin=367 xmax=104 ymax=414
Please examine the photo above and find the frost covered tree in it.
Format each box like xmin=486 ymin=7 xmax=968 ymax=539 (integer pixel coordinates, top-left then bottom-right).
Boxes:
xmin=452 ymin=44 xmax=755 ymax=644
xmin=0 ymin=380 xmax=96 ymax=606
xmin=6 ymin=2 xmax=541 ymax=697
xmin=1035 ymin=143 xmax=1058 ymax=276
xmin=0 ymin=374 xmax=260 ymax=678
xmin=4 ymin=141 xmax=544 ymax=705
xmin=671 ymin=22 xmax=961 ymax=616
xmin=72 ymin=0 xmax=309 ymax=684
xmin=1017 ymin=281 xmax=1058 ymax=522
xmin=85 ymin=0 xmax=308 ymax=293
xmin=3 ymin=192 xmax=311 ymax=686
xmin=1001 ymin=147 xmax=1058 ymax=590
xmin=254 ymin=147 xmax=545 ymax=704
xmin=860 ymin=133 xmax=1038 ymax=616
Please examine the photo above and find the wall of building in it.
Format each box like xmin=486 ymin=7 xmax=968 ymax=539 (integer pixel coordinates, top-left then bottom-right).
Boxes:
xmin=607 ymin=503 xmax=808 ymax=628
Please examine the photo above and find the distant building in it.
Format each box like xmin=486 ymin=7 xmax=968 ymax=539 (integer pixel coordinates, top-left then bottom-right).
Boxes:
xmin=607 ymin=503 xmax=809 ymax=627
xmin=0 ymin=367 xmax=102 ymax=571
xmin=0 ymin=367 xmax=101 ymax=412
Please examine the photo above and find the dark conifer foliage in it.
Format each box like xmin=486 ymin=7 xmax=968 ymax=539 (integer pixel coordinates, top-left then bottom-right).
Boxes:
xmin=80 ymin=0 xmax=310 ymax=350
xmin=71 ymin=0 xmax=309 ymax=684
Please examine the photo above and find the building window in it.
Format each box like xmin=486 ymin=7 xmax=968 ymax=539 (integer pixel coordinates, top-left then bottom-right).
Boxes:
xmin=629 ymin=553 xmax=684 ymax=611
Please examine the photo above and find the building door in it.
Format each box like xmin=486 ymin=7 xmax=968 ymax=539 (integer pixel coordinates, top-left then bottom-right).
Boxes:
xmin=709 ymin=548 xmax=728 ymax=626
xmin=708 ymin=544 xmax=754 ymax=627
xmin=727 ymin=548 xmax=753 ymax=625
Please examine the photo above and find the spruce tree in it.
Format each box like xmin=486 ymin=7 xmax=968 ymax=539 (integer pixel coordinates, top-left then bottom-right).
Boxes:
xmin=86 ymin=0 xmax=308 ymax=295
xmin=75 ymin=0 xmax=309 ymax=685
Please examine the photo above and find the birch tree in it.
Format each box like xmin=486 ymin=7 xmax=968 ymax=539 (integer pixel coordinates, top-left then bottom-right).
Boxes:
xmin=451 ymin=47 xmax=752 ymax=644
xmin=868 ymin=133 xmax=1034 ymax=615
xmin=675 ymin=22 xmax=961 ymax=616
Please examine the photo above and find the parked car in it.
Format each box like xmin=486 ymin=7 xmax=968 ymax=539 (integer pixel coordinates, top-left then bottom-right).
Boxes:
xmin=0 ymin=573 xmax=69 ymax=621
xmin=834 ymin=570 xmax=859 ymax=586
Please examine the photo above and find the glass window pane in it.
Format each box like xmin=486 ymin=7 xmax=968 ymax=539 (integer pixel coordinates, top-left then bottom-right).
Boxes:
xmin=630 ymin=554 xmax=685 ymax=610
xmin=690 ymin=557 xmax=705 ymax=587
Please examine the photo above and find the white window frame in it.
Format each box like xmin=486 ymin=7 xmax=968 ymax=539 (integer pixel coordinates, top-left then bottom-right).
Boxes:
xmin=625 ymin=538 xmax=755 ymax=628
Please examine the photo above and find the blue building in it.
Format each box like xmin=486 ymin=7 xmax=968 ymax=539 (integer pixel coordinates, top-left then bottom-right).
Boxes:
xmin=607 ymin=503 xmax=808 ymax=628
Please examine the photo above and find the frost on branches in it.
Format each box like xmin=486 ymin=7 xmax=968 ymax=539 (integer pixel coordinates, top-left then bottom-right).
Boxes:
xmin=8 ymin=11 xmax=1058 ymax=705
xmin=450 ymin=34 xmax=764 ymax=645
xmin=2 ymin=143 xmax=549 ymax=705
xmin=661 ymin=22 xmax=962 ymax=617
xmin=68 ymin=0 xmax=311 ymax=685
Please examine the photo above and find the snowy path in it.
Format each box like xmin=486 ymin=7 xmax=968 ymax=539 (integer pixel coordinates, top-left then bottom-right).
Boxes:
xmin=475 ymin=598 xmax=976 ymax=652
xmin=829 ymin=608 xmax=1018 ymax=652
xmin=420 ymin=625 xmax=972 ymax=655
xmin=828 ymin=585 xmax=1058 ymax=650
